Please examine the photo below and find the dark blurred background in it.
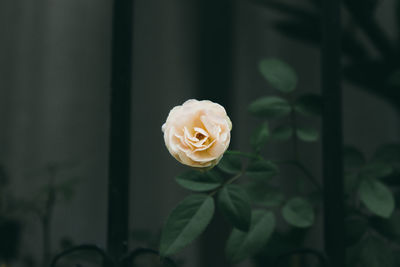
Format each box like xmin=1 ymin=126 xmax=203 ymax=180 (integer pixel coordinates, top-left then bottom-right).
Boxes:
xmin=0 ymin=0 xmax=399 ymax=266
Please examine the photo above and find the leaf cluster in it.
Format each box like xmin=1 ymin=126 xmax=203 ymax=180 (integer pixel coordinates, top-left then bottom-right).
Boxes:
xmin=159 ymin=58 xmax=400 ymax=266
xmin=249 ymin=0 xmax=400 ymax=108
xmin=344 ymin=144 xmax=400 ymax=266
xmin=159 ymin=59 xmax=322 ymax=263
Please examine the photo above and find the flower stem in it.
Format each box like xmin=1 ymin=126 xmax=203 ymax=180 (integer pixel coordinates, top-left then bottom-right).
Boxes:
xmin=225 ymin=150 xmax=262 ymax=160
xmin=225 ymin=172 xmax=243 ymax=186
xmin=287 ymin=103 xmax=321 ymax=192
xmin=209 ymin=172 xmax=243 ymax=197
xmin=276 ymin=160 xmax=321 ymax=191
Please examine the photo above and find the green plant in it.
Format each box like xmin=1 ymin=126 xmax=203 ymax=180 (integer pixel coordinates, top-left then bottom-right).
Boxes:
xmin=16 ymin=162 xmax=80 ymax=267
xmin=343 ymin=144 xmax=400 ymax=267
xmin=249 ymin=0 xmax=400 ymax=109
xmin=0 ymin=165 xmax=22 ymax=265
xmin=159 ymin=58 xmax=400 ymax=266
xmin=159 ymin=58 xmax=324 ymax=264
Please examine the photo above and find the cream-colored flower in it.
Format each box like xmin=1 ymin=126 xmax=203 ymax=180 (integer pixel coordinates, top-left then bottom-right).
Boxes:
xmin=162 ymin=99 xmax=232 ymax=168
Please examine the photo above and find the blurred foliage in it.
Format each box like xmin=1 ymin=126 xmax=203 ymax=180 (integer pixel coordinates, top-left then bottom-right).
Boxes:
xmin=343 ymin=143 xmax=400 ymax=267
xmin=4 ymin=0 xmax=400 ymax=265
xmin=249 ymin=0 xmax=400 ymax=109
xmin=240 ymin=1 xmax=400 ymax=265
xmin=0 ymin=165 xmax=21 ymax=264
xmin=159 ymin=58 xmax=323 ymax=264
xmin=0 ymin=162 xmax=80 ymax=267
xmin=159 ymin=56 xmax=400 ymax=267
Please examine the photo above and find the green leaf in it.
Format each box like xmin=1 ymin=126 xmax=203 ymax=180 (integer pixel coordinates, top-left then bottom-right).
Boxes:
xmin=359 ymin=163 xmax=393 ymax=179
xmin=225 ymin=210 xmax=276 ymax=263
xmin=270 ymin=125 xmax=293 ymax=141
xmin=217 ymin=154 xmax=242 ymax=174
xmin=248 ymin=96 xmax=291 ymax=118
xmin=358 ymin=178 xmax=395 ymax=218
xmin=159 ymin=194 xmax=215 ymax=257
xmin=246 ymin=160 xmax=278 ymax=180
xmin=258 ymin=58 xmax=298 ymax=92
xmin=251 ymin=122 xmax=269 ymax=152
xmin=218 ymin=185 xmax=251 ymax=231
xmin=294 ymin=93 xmax=322 ymax=116
xmin=344 ymin=145 xmax=365 ymax=170
xmin=296 ymin=127 xmax=319 ymax=142
xmin=282 ymin=197 xmax=314 ymax=228
xmin=175 ymin=170 xmax=222 ymax=192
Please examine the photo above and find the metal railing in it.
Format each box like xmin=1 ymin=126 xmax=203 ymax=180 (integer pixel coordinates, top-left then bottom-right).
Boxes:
xmin=50 ymin=0 xmax=344 ymax=266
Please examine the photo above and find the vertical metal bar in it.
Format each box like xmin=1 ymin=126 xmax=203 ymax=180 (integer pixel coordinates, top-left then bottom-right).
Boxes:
xmin=196 ymin=1 xmax=234 ymax=267
xmin=197 ymin=0 xmax=234 ymax=110
xmin=322 ymin=0 xmax=345 ymax=266
xmin=107 ymin=0 xmax=133 ymax=260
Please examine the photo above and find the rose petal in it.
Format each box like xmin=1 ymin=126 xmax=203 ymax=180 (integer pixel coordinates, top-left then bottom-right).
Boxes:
xmin=192 ymin=139 xmax=216 ymax=152
xmin=219 ymin=132 xmax=228 ymax=142
xmin=166 ymin=127 xmax=180 ymax=153
xmin=208 ymin=134 xmax=230 ymax=157
xmin=188 ymin=137 xmax=209 ymax=148
xmin=184 ymin=127 xmax=199 ymax=142
xmin=200 ymin=115 xmax=222 ymax=138
xmin=162 ymin=99 xmax=232 ymax=169
xmin=187 ymin=150 xmax=218 ymax=163
xmin=194 ymin=127 xmax=209 ymax=137
xmin=174 ymin=133 xmax=193 ymax=150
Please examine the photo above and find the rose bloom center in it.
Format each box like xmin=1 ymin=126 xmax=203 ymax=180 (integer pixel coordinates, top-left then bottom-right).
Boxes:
xmin=196 ymin=132 xmax=206 ymax=140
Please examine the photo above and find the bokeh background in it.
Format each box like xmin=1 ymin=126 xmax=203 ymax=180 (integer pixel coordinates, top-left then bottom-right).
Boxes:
xmin=1 ymin=0 xmax=399 ymax=266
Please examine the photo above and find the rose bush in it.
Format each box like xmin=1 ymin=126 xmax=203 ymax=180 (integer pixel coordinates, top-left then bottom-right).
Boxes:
xmin=158 ymin=58 xmax=399 ymax=266
xmin=159 ymin=59 xmax=319 ymax=262
xmin=162 ymin=99 xmax=232 ymax=168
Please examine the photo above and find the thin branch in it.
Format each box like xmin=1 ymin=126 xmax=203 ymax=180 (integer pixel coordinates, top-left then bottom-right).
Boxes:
xmin=225 ymin=150 xmax=262 ymax=160
xmin=209 ymin=172 xmax=243 ymax=197
xmin=344 ymin=0 xmax=395 ymax=60
xmin=276 ymin=160 xmax=321 ymax=191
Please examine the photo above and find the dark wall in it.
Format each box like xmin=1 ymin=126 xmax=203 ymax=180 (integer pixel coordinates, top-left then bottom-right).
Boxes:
xmin=0 ymin=0 xmax=398 ymax=266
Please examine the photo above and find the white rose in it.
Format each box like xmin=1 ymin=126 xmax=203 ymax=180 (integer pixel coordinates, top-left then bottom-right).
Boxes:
xmin=162 ymin=99 xmax=232 ymax=168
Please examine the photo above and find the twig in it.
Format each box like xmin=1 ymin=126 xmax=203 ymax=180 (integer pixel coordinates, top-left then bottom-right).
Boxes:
xmin=276 ymin=160 xmax=321 ymax=191
xmin=225 ymin=150 xmax=262 ymax=160
xmin=209 ymin=172 xmax=244 ymax=197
